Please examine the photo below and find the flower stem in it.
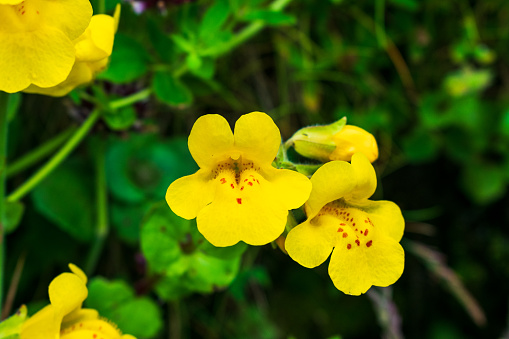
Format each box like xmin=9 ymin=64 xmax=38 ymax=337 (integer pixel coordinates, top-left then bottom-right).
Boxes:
xmin=85 ymin=138 xmax=108 ymax=276
xmin=109 ymin=88 xmax=152 ymax=110
xmin=6 ymin=126 xmax=77 ymax=178
xmin=0 ymin=92 xmax=9 ymax=310
xmin=7 ymin=110 xmax=101 ymax=202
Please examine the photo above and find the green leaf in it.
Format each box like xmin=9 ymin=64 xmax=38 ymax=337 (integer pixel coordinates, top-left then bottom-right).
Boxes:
xmin=4 ymin=201 xmax=24 ymax=234
xmin=103 ymin=106 xmax=137 ymax=131
xmin=402 ymin=128 xmax=440 ymax=163
xmin=98 ymin=34 xmax=150 ymax=84
xmin=0 ymin=305 xmax=27 ymax=339
xmin=189 ymin=57 xmax=215 ymax=79
xmin=242 ymin=10 xmax=296 ymax=26
xmin=147 ymin=19 xmax=175 ymax=63
xmin=152 ymin=71 xmax=193 ymax=106
xmin=199 ymin=240 xmax=247 ymax=260
xmin=186 ymin=52 xmax=202 ymax=71
xmin=171 ymin=34 xmax=194 ymax=53
xmin=199 ymin=0 xmax=230 ymax=38
xmin=444 ymin=67 xmax=493 ymax=97
xmin=111 ymin=202 xmax=151 ymax=243
xmin=32 ymin=158 xmax=94 ymax=242
xmin=461 ymin=162 xmax=506 ymax=204
xmin=7 ymin=93 xmax=22 ymax=122
xmin=86 ymin=278 xmax=163 ymax=338
xmin=388 ymin=0 xmax=418 ymax=11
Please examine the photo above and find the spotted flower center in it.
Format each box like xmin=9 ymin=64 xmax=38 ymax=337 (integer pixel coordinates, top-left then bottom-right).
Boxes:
xmin=60 ymin=318 xmax=123 ymax=339
xmin=1 ymin=0 xmax=42 ymax=32
xmin=212 ymin=158 xmax=264 ymax=205
xmin=314 ymin=201 xmax=375 ymax=250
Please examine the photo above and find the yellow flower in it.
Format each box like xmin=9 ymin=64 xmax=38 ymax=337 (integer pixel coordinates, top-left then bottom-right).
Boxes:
xmin=166 ymin=112 xmax=312 ymax=247
xmin=285 ymin=153 xmax=404 ymax=295
xmin=20 ymin=264 xmax=136 ymax=339
xmin=24 ymin=5 xmax=121 ymax=96
xmin=288 ymin=118 xmax=379 ymax=163
xmin=0 ymin=0 xmax=92 ymax=93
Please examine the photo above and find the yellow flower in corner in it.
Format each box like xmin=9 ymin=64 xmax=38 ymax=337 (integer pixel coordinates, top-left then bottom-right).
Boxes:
xmin=285 ymin=153 xmax=404 ymax=295
xmin=24 ymin=5 xmax=121 ymax=96
xmin=0 ymin=0 xmax=93 ymax=93
xmin=166 ymin=112 xmax=312 ymax=247
xmin=20 ymin=264 xmax=136 ymax=339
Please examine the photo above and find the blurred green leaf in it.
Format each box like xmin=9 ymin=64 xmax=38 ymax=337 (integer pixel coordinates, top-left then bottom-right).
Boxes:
xmin=242 ymin=10 xmax=296 ymax=25
xmin=152 ymin=71 xmax=193 ymax=106
xmin=32 ymin=158 xmax=94 ymax=242
xmin=186 ymin=52 xmax=202 ymax=71
xmin=461 ymin=162 xmax=506 ymax=204
xmin=147 ymin=19 xmax=175 ymax=63
xmin=199 ymin=0 xmax=230 ymax=38
xmin=103 ymin=106 xmax=137 ymax=131
xmin=4 ymin=201 xmax=24 ymax=234
xmin=171 ymin=34 xmax=194 ymax=53
xmin=190 ymin=57 xmax=215 ymax=79
xmin=444 ymin=67 xmax=493 ymax=97
xmin=86 ymin=278 xmax=163 ymax=338
xmin=98 ymin=34 xmax=150 ymax=84
xmin=402 ymin=128 xmax=440 ymax=163
xmin=7 ymin=93 xmax=21 ymax=122
xmin=111 ymin=202 xmax=151 ymax=243
xmin=389 ymin=0 xmax=418 ymax=11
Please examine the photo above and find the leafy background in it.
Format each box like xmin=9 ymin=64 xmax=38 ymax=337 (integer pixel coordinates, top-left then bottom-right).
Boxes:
xmin=3 ymin=0 xmax=509 ymax=338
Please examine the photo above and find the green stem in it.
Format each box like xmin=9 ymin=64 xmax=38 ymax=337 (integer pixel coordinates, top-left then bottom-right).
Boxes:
xmin=375 ymin=0 xmax=387 ymax=48
xmin=0 ymin=92 xmax=9 ymax=310
xmin=85 ymin=139 xmax=108 ymax=276
xmin=6 ymin=127 xmax=76 ymax=178
xmin=7 ymin=110 xmax=101 ymax=202
xmin=109 ymin=88 xmax=151 ymax=110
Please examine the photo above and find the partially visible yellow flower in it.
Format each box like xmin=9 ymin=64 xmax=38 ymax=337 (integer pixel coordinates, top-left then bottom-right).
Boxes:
xmin=288 ymin=118 xmax=379 ymax=163
xmin=24 ymin=5 xmax=121 ymax=96
xmin=0 ymin=0 xmax=92 ymax=93
xmin=285 ymin=153 xmax=404 ymax=295
xmin=20 ymin=264 xmax=136 ymax=339
xmin=166 ymin=112 xmax=312 ymax=247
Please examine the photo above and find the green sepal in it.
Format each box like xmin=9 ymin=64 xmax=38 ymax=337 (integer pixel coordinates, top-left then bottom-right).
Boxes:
xmin=0 ymin=305 xmax=27 ymax=339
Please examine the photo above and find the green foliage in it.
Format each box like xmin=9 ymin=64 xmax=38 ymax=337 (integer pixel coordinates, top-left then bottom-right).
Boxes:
xmin=140 ymin=202 xmax=244 ymax=300
xmin=0 ymin=306 xmax=26 ymax=339
xmin=4 ymin=201 xmax=24 ymax=234
xmin=86 ymin=278 xmax=163 ymax=338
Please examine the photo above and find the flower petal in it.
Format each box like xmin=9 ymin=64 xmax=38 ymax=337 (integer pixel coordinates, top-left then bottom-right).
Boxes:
xmin=0 ymin=27 xmax=75 ymax=93
xmin=349 ymin=199 xmax=405 ymax=241
xmin=285 ymin=216 xmax=337 ymax=268
xmin=166 ymin=169 xmax=215 ymax=220
xmin=261 ymin=166 xmax=311 ymax=210
xmin=305 ymin=161 xmax=356 ymax=218
xmin=233 ymin=112 xmax=281 ymax=165
xmin=49 ymin=272 xmax=87 ymax=316
xmin=0 ymin=0 xmax=23 ymax=4
xmin=20 ymin=305 xmax=60 ymax=339
xmin=74 ymin=14 xmax=115 ymax=62
xmin=188 ymin=114 xmax=234 ymax=169
xmin=68 ymin=263 xmax=87 ymax=284
xmin=348 ymin=152 xmax=377 ymax=201
xmin=328 ymin=235 xmax=404 ymax=295
xmin=196 ymin=172 xmax=288 ymax=246
xmin=37 ymin=0 xmax=92 ymax=40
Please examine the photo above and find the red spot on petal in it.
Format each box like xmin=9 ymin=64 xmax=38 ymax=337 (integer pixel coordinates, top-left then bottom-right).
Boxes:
xmin=347 ymin=244 xmax=352 ymax=250
xmin=93 ymin=335 xmax=97 ymax=339
xmin=340 ymin=223 xmax=346 ymax=226
xmin=256 ymin=179 xmax=260 ymax=184
xmin=347 ymin=213 xmax=350 ymax=216
xmin=365 ymin=220 xmax=368 ymax=223
xmin=240 ymin=186 xmax=244 ymax=191
xmin=360 ymin=231 xmax=363 ymax=234
xmin=337 ymin=227 xmax=343 ymax=232
xmin=355 ymin=239 xmax=360 ymax=246
xmin=343 ymin=233 xmax=348 ymax=238
xmin=237 ymin=198 xmax=242 ymax=204
xmin=365 ymin=229 xmax=369 ymax=236
xmin=248 ymin=182 xmax=253 ymax=186
xmin=353 ymin=223 xmax=356 ymax=226
xmin=22 ymin=10 xmax=25 ymax=14
xmin=366 ymin=240 xmax=372 ymax=247
xmin=220 ymin=178 xmax=226 ymax=184
xmin=230 ymin=184 xmax=235 ymax=189
xmin=244 ymin=179 xmax=248 ymax=182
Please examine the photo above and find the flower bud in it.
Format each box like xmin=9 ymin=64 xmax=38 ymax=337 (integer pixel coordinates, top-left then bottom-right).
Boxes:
xmin=288 ymin=118 xmax=378 ymax=163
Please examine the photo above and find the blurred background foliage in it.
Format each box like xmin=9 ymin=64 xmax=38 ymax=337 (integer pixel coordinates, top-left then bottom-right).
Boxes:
xmin=3 ymin=0 xmax=509 ymax=338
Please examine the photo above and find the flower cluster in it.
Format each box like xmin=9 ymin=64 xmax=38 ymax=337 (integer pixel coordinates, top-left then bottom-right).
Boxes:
xmin=20 ymin=264 xmax=136 ymax=339
xmin=166 ymin=112 xmax=405 ymax=295
xmin=0 ymin=0 xmax=119 ymax=95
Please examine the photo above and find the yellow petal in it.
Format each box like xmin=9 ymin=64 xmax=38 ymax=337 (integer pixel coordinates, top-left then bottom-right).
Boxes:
xmin=0 ymin=0 xmax=23 ymax=4
xmin=60 ymin=318 xmax=122 ymax=339
xmin=328 ymin=235 xmax=404 ymax=295
xmin=350 ymin=199 xmax=405 ymax=242
xmin=348 ymin=152 xmax=377 ymax=201
xmin=261 ymin=166 xmax=311 ymax=210
xmin=0 ymin=27 xmax=75 ymax=93
xmin=305 ymin=161 xmax=356 ymax=218
xmin=166 ymin=169 xmax=215 ymax=220
xmin=285 ymin=217 xmax=337 ymax=268
xmin=68 ymin=263 xmax=87 ymax=284
xmin=20 ymin=305 xmax=60 ymax=339
xmin=62 ymin=308 xmax=99 ymax=329
xmin=188 ymin=114 xmax=235 ymax=169
xmin=196 ymin=170 xmax=288 ymax=246
xmin=74 ymin=14 xmax=115 ymax=62
xmin=331 ymin=125 xmax=379 ymax=163
xmin=48 ymin=272 xmax=87 ymax=316
xmin=233 ymin=112 xmax=281 ymax=165
xmin=36 ymin=0 xmax=92 ymax=40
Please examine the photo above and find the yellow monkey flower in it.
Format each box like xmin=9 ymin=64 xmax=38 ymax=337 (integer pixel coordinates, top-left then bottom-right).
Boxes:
xmin=285 ymin=153 xmax=404 ymax=295
xmin=20 ymin=264 xmax=136 ymax=339
xmin=166 ymin=112 xmax=312 ymax=247
xmin=24 ymin=4 xmax=121 ymax=96
xmin=288 ymin=118 xmax=379 ymax=163
xmin=0 ymin=0 xmax=92 ymax=93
